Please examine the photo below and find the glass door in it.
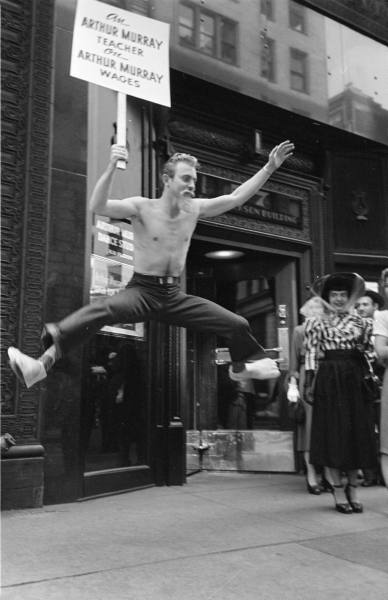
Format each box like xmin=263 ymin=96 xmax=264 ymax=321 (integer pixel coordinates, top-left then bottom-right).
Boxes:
xmin=184 ymin=238 xmax=298 ymax=474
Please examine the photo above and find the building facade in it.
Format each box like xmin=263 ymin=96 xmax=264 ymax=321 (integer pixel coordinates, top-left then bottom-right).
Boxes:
xmin=1 ymin=0 xmax=388 ymax=507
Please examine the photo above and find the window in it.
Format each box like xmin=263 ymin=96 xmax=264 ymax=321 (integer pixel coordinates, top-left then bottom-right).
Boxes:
xmin=261 ymin=0 xmax=274 ymax=21
xmin=179 ymin=4 xmax=195 ymax=47
xmin=261 ymin=36 xmax=275 ymax=82
xmin=289 ymin=1 xmax=306 ymax=34
xmin=199 ymin=13 xmax=215 ymax=55
xmin=290 ymin=48 xmax=308 ymax=93
xmin=221 ymin=18 xmax=237 ymax=64
xmin=179 ymin=2 xmax=238 ymax=65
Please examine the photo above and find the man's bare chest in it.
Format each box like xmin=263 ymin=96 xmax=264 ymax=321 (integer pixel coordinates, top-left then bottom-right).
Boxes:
xmin=135 ymin=205 xmax=198 ymax=241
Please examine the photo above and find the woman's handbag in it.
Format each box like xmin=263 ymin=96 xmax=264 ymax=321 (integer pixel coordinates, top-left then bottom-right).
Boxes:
xmin=360 ymin=353 xmax=381 ymax=402
xmin=293 ymin=399 xmax=306 ymax=425
xmin=287 ymin=381 xmax=305 ymax=424
xmin=288 ymin=398 xmax=306 ymax=424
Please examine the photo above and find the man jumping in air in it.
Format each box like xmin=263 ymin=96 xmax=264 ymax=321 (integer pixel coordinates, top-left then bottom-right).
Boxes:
xmin=8 ymin=140 xmax=294 ymax=388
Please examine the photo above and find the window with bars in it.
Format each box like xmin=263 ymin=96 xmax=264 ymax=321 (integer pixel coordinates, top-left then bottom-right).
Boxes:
xmin=290 ymin=48 xmax=308 ymax=93
xmin=179 ymin=2 xmax=238 ymax=65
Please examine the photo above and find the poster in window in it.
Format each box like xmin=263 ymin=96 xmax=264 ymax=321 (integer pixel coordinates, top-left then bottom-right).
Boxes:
xmin=90 ymin=216 xmax=144 ymax=339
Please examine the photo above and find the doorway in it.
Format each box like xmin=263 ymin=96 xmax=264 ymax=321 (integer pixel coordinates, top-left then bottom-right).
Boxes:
xmin=80 ymin=333 xmax=154 ymax=498
xmin=184 ymin=237 xmax=298 ymax=474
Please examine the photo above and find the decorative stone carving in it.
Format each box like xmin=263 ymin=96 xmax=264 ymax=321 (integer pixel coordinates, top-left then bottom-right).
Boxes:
xmin=197 ymin=162 xmax=312 ymax=243
xmin=168 ymin=120 xmax=315 ymax=174
xmin=1 ymin=0 xmax=54 ymax=440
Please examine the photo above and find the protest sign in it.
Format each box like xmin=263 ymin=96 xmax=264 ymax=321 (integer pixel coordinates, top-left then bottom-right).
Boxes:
xmin=70 ymin=0 xmax=170 ymax=106
xmin=71 ymin=0 xmax=171 ymax=168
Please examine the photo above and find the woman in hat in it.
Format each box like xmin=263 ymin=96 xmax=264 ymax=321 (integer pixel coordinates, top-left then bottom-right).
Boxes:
xmin=288 ymin=296 xmax=331 ymax=495
xmin=373 ymin=267 xmax=388 ymax=489
xmin=304 ymin=272 xmax=376 ymax=513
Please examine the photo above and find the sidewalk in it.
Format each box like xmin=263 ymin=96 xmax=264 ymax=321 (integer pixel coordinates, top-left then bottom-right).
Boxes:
xmin=2 ymin=471 xmax=388 ymax=599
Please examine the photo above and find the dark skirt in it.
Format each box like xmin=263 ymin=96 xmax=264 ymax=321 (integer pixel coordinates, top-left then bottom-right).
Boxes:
xmin=310 ymin=350 xmax=376 ymax=470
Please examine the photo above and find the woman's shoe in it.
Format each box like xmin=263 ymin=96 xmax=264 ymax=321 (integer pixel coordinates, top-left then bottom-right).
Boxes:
xmin=319 ymin=477 xmax=333 ymax=493
xmin=306 ymin=480 xmax=321 ymax=495
xmin=345 ymin=484 xmax=364 ymax=513
xmin=331 ymin=485 xmax=352 ymax=514
xmin=361 ymin=478 xmax=377 ymax=487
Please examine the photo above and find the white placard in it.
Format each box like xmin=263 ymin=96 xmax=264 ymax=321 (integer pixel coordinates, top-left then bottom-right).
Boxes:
xmin=70 ymin=0 xmax=171 ymax=107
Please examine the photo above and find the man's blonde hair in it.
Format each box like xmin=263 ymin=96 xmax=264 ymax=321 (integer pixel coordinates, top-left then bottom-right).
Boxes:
xmin=162 ymin=152 xmax=199 ymax=178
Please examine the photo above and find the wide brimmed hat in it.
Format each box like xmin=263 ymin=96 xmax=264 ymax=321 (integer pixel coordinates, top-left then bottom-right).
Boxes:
xmin=363 ymin=289 xmax=385 ymax=310
xmin=312 ymin=272 xmax=365 ymax=304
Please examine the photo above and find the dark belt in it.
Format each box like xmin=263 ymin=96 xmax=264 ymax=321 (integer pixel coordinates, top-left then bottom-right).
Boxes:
xmin=323 ymin=349 xmax=361 ymax=361
xmin=134 ymin=272 xmax=181 ymax=285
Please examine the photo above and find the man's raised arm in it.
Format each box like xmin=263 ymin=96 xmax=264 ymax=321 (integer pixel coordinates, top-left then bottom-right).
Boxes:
xmin=198 ymin=140 xmax=294 ymax=218
xmin=89 ymin=144 xmax=140 ymax=219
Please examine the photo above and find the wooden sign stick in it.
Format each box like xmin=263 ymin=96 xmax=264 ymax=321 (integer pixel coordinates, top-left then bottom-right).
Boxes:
xmin=116 ymin=92 xmax=127 ymax=170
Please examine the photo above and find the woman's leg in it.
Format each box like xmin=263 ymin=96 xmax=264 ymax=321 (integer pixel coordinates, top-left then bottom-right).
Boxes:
xmin=328 ymin=467 xmax=351 ymax=510
xmin=304 ymin=451 xmax=319 ymax=486
xmin=380 ymin=454 xmax=388 ymax=488
xmin=322 ymin=466 xmax=334 ymax=488
xmin=303 ymin=401 xmax=319 ymax=490
xmin=345 ymin=469 xmax=363 ymax=512
xmin=329 ymin=467 xmax=343 ymax=487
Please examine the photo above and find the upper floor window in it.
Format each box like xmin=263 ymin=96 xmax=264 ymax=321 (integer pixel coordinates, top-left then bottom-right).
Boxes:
xmin=179 ymin=4 xmax=195 ymax=47
xmin=179 ymin=2 xmax=238 ymax=65
xmin=261 ymin=0 xmax=274 ymax=21
xmin=261 ymin=37 xmax=276 ymax=82
xmin=221 ymin=18 xmax=237 ymax=64
xmin=199 ymin=12 xmax=215 ymax=55
xmin=289 ymin=1 xmax=306 ymax=34
xmin=290 ymin=48 xmax=308 ymax=92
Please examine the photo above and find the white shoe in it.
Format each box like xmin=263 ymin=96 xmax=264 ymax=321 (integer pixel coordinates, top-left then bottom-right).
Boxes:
xmin=8 ymin=347 xmax=47 ymax=388
xmin=229 ymin=358 xmax=280 ymax=382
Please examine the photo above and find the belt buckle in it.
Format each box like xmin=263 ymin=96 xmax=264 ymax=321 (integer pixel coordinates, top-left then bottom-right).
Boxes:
xmin=157 ymin=275 xmax=175 ymax=284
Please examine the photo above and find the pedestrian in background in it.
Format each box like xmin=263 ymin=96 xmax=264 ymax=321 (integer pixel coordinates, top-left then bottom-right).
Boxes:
xmin=287 ymin=296 xmax=330 ymax=495
xmin=304 ymin=272 xmax=376 ymax=514
xmin=373 ymin=267 xmax=388 ymax=490
xmin=356 ymin=289 xmax=385 ymax=487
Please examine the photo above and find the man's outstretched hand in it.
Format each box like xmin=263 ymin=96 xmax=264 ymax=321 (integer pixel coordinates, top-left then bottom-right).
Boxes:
xmin=267 ymin=140 xmax=294 ymax=170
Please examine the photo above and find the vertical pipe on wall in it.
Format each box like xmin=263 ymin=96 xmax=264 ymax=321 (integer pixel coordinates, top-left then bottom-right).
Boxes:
xmin=141 ymin=105 xmax=146 ymax=197
xmin=148 ymin=103 xmax=153 ymax=197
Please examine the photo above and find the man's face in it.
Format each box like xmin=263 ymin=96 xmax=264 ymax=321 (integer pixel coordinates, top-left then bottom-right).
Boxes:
xmin=167 ymin=162 xmax=197 ymax=198
xmin=328 ymin=289 xmax=349 ymax=310
xmin=356 ymin=296 xmax=376 ymax=318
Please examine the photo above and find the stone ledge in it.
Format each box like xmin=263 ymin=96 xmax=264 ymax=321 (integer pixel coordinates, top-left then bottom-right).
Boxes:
xmin=1 ymin=445 xmax=45 ymax=510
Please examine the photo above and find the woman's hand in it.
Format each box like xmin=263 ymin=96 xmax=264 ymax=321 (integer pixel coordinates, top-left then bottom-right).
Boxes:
xmin=287 ymin=381 xmax=300 ymax=403
xmin=304 ymin=386 xmax=314 ymax=405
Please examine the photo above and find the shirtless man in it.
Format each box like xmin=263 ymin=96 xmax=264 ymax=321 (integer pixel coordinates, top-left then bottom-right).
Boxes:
xmin=8 ymin=140 xmax=294 ymax=388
